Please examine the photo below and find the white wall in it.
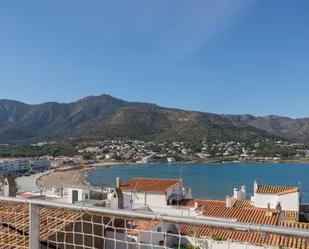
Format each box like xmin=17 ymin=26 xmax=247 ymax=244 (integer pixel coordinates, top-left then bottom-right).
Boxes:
xmin=279 ymin=192 xmax=300 ymax=212
xmin=138 ymin=223 xmax=178 ymax=248
xmin=122 ymin=191 xmax=167 ymax=209
xmin=252 ymin=192 xmax=299 ymax=212
xmin=67 ymin=188 xmax=89 ymax=204
xmin=252 ymin=193 xmax=279 ymax=209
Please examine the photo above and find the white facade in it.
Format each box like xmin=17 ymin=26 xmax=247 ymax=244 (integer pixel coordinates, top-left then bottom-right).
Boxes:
xmin=251 ymin=181 xmax=300 ymax=212
xmin=0 ymin=159 xmax=29 ymax=176
xmin=122 ymin=181 xmax=191 ymax=210
xmin=67 ymin=188 xmax=90 ymax=204
xmin=0 ymin=158 xmax=50 ymax=176
xmin=251 ymin=191 xmax=300 ymax=212
xmin=106 ymin=222 xmax=177 ymax=249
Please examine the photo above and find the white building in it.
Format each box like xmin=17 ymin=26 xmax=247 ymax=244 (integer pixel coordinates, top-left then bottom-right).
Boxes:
xmin=119 ymin=178 xmax=192 ymax=210
xmin=106 ymin=220 xmax=178 ymax=249
xmin=142 ymin=156 xmax=153 ymax=164
xmin=251 ymin=180 xmax=300 ymax=212
xmin=29 ymin=158 xmax=51 ymax=172
xmin=0 ymin=159 xmax=29 ymax=176
xmin=0 ymin=158 xmax=50 ymax=176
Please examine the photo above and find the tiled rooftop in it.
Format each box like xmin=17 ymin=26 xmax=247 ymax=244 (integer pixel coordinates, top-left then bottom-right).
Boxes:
xmin=180 ymin=224 xmax=309 ymax=249
xmin=120 ymin=178 xmax=181 ymax=193
xmin=202 ymin=206 xmax=280 ymax=225
xmin=177 ymin=198 xmax=226 ymax=208
xmin=233 ymin=199 xmax=254 ymax=208
xmin=256 ymin=185 xmax=299 ymax=195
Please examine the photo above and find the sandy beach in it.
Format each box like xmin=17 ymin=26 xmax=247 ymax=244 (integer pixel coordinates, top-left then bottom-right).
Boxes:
xmin=36 ymin=162 xmax=121 ymax=189
xmin=16 ymin=170 xmax=54 ymax=193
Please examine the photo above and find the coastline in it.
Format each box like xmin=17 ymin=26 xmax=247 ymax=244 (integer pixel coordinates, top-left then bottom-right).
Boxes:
xmin=34 ymin=159 xmax=309 ymax=190
xmin=36 ymin=162 xmax=124 ymax=190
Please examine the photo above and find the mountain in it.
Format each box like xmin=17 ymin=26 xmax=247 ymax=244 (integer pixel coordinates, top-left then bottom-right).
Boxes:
xmin=224 ymin=114 xmax=309 ymax=142
xmin=0 ymin=95 xmax=277 ymax=143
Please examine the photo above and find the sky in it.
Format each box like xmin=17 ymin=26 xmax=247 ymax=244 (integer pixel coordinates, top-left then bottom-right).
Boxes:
xmin=0 ymin=0 xmax=308 ymax=117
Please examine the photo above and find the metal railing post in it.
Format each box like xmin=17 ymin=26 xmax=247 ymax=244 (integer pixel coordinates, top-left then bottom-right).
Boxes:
xmin=29 ymin=203 xmax=40 ymax=249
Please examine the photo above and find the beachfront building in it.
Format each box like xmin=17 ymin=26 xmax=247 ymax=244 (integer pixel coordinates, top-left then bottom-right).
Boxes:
xmin=0 ymin=159 xmax=29 ymax=176
xmin=251 ymin=180 xmax=300 ymax=212
xmin=29 ymin=158 xmax=51 ymax=172
xmin=0 ymin=157 xmax=51 ymax=176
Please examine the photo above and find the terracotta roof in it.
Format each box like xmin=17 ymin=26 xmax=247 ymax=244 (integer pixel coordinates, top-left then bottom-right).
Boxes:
xmin=282 ymin=211 xmax=299 ymax=221
xmin=120 ymin=178 xmax=181 ymax=193
xmin=127 ymin=220 xmax=160 ymax=236
xmin=177 ymin=199 xmax=226 ymax=208
xmin=256 ymin=185 xmax=299 ymax=195
xmin=202 ymin=206 xmax=280 ymax=225
xmin=0 ymin=226 xmax=29 ymax=248
xmin=0 ymin=201 xmax=82 ymax=240
xmin=180 ymin=224 xmax=309 ymax=249
xmin=233 ymin=199 xmax=254 ymax=208
xmin=279 ymin=221 xmax=309 ymax=229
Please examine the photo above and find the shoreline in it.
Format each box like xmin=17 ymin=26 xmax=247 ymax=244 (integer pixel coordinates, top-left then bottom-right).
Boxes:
xmin=34 ymin=159 xmax=309 ymax=190
xmin=36 ymin=162 xmax=124 ymax=189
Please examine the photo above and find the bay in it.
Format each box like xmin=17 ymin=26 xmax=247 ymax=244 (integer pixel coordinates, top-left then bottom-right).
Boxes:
xmin=86 ymin=163 xmax=309 ymax=202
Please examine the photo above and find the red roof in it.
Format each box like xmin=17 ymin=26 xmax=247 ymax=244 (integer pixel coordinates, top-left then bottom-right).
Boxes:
xmin=180 ymin=224 xmax=309 ymax=249
xmin=177 ymin=199 xmax=226 ymax=208
xmin=256 ymin=185 xmax=299 ymax=195
xmin=120 ymin=178 xmax=181 ymax=193
xmin=202 ymin=206 xmax=280 ymax=225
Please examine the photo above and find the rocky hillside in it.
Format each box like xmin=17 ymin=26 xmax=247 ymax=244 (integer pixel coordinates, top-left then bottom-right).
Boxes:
xmin=224 ymin=114 xmax=309 ymax=142
xmin=0 ymin=95 xmax=276 ymax=143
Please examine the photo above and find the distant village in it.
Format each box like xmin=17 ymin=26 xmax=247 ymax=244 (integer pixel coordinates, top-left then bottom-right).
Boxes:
xmin=59 ymin=139 xmax=309 ymax=164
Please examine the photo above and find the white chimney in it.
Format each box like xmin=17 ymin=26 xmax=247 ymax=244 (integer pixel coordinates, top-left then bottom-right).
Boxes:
xmin=254 ymin=180 xmax=258 ymax=193
xmin=226 ymin=195 xmax=233 ymax=208
xmin=194 ymin=200 xmax=199 ymax=209
xmin=233 ymin=188 xmax=239 ymax=200
xmin=116 ymin=177 xmax=121 ymax=188
xmin=240 ymin=185 xmax=246 ymax=200
xmin=265 ymin=203 xmax=273 ymax=217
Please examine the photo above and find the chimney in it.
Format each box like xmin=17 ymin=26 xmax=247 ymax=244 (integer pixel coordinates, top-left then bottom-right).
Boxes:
xmin=241 ymin=185 xmax=246 ymax=199
xmin=4 ymin=175 xmax=17 ymax=197
xmin=254 ymin=180 xmax=258 ymax=193
xmin=265 ymin=203 xmax=273 ymax=217
xmin=233 ymin=188 xmax=239 ymax=200
xmin=116 ymin=177 xmax=121 ymax=188
xmin=194 ymin=200 xmax=199 ymax=209
xmin=226 ymin=195 xmax=233 ymax=208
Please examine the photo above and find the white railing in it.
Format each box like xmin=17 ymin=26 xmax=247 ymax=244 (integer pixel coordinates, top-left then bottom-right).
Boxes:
xmin=0 ymin=196 xmax=309 ymax=249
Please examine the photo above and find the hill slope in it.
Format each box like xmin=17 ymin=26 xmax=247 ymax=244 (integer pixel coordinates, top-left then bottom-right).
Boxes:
xmin=0 ymin=95 xmax=276 ymax=143
xmin=224 ymin=114 xmax=309 ymax=142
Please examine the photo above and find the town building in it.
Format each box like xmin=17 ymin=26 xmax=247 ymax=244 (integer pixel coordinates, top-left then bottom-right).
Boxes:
xmin=118 ymin=177 xmax=192 ymax=211
xmin=0 ymin=158 xmax=51 ymax=176
xmin=251 ymin=180 xmax=300 ymax=212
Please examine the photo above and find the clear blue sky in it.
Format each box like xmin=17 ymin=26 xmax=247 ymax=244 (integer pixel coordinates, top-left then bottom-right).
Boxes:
xmin=0 ymin=1 xmax=308 ymax=117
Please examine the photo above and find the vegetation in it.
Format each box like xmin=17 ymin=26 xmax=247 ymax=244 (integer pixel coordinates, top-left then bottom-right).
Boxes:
xmin=0 ymin=142 xmax=76 ymax=157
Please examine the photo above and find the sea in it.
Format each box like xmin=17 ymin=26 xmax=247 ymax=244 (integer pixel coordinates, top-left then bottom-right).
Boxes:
xmin=85 ymin=162 xmax=309 ymax=202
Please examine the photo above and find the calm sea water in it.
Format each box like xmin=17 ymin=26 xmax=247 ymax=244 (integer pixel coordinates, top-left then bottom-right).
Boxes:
xmin=86 ymin=163 xmax=309 ymax=202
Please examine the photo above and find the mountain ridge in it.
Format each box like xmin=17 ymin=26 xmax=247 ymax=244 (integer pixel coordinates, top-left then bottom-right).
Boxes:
xmin=0 ymin=94 xmax=306 ymax=143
